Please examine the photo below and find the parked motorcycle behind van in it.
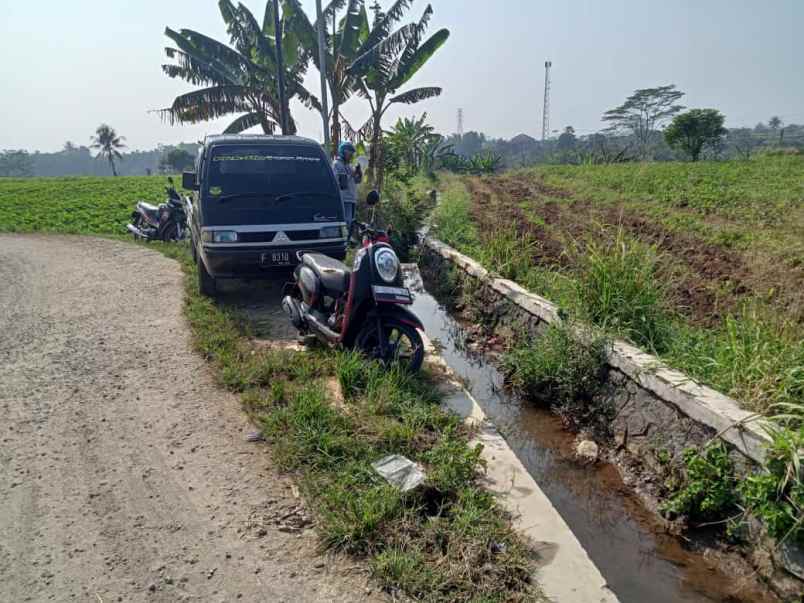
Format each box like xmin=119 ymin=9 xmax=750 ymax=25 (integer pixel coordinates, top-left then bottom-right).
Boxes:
xmin=282 ymin=191 xmax=425 ymax=372
xmin=127 ymin=177 xmax=188 ymax=242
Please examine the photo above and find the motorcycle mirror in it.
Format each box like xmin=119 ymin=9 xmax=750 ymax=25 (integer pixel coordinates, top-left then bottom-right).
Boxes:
xmin=182 ymin=171 xmax=199 ymax=191
xmin=167 ymin=176 xmax=174 ymax=185
xmin=366 ymin=190 xmax=380 ymax=206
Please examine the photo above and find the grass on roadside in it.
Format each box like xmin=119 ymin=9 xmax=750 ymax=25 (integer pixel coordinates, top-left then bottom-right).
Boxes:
xmin=166 ymin=243 xmax=541 ymax=602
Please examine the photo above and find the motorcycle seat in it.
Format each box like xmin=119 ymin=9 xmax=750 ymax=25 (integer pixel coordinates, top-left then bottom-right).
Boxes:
xmin=137 ymin=201 xmax=160 ymax=217
xmin=302 ymin=253 xmax=350 ymax=294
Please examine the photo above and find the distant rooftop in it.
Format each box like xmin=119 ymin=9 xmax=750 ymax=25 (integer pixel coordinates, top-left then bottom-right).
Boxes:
xmin=510 ymin=133 xmax=538 ymax=145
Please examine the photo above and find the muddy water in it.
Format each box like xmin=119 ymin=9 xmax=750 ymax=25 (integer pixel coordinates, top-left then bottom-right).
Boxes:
xmin=408 ymin=273 xmax=776 ymax=603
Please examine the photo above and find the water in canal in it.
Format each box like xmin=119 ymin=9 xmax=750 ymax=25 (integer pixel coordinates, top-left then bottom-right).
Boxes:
xmin=408 ymin=270 xmax=776 ymax=603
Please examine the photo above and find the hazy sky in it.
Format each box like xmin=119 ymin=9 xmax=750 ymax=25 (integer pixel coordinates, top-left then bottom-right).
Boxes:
xmin=1 ymin=0 xmax=802 ymax=152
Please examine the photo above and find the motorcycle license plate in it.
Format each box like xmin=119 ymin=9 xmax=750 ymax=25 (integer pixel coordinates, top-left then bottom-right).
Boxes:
xmin=372 ymin=285 xmax=412 ymax=304
xmin=262 ymin=251 xmax=292 ymax=266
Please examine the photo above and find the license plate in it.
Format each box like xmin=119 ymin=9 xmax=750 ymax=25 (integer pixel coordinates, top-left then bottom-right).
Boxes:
xmin=261 ymin=251 xmax=292 ymax=266
xmin=372 ymin=285 xmax=412 ymax=304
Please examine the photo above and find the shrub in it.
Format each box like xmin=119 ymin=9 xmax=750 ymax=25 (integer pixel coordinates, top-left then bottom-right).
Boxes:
xmin=362 ymin=176 xmax=435 ymax=262
xmin=660 ymin=442 xmax=739 ymax=522
xmin=739 ymin=423 xmax=804 ymax=545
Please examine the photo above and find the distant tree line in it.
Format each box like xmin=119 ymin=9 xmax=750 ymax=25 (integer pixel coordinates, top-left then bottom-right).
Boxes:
xmin=443 ymin=117 xmax=803 ymax=169
xmin=0 ymin=140 xmax=200 ymax=178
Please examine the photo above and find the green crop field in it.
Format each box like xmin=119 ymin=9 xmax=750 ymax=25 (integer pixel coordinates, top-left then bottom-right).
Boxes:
xmin=431 ymin=156 xmax=804 ymax=415
xmin=0 ymin=175 xmax=175 ymax=235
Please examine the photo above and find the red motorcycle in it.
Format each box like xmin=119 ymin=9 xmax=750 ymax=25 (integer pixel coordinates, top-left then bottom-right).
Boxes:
xmin=282 ymin=191 xmax=425 ymax=372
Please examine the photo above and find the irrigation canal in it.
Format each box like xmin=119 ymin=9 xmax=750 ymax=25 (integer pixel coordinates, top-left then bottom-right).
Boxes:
xmin=407 ymin=268 xmax=776 ymax=603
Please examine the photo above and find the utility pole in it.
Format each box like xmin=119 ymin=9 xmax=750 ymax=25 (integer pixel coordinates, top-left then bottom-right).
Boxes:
xmin=272 ymin=0 xmax=289 ymax=135
xmin=457 ymin=108 xmax=464 ymax=138
xmin=315 ymin=0 xmax=330 ymax=146
xmin=541 ymin=60 xmax=552 ymax=142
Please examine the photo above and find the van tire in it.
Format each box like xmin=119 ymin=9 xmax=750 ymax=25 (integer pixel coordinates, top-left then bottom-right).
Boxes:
xmin=197 ymin=253 xmax=216 ymax=297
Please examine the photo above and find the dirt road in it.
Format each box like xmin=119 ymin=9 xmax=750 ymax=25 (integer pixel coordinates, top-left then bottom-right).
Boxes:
xmin=0 ymin=235 xmax=377 ymax=602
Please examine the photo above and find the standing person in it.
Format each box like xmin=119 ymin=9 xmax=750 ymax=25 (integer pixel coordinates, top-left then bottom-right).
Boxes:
xmin=332 ymin=141 xmax=362 ymax=233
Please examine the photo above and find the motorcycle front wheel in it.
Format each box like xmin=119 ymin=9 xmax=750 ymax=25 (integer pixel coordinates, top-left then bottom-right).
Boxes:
xmin=355 ymin=318 xmax=424 ymax=373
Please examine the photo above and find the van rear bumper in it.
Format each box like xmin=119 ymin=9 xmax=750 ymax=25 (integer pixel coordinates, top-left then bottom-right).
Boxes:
xmin=201 ymin=241 xmax=347 ymax=278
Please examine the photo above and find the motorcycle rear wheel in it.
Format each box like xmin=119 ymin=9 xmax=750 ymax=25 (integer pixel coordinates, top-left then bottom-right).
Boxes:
xmin=355 ymin=318 xmax=424 ymax=373
xmin=159 ymin=221 xmax=179 ymax=242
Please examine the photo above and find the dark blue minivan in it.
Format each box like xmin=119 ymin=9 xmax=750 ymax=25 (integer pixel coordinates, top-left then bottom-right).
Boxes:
xmin=183 ymin=135 xmax=347 ymax=296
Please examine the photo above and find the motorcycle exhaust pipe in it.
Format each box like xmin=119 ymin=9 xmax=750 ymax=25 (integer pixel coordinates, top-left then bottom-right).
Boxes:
xmin=304 ymin=313 xmax=339 ymax=341
xmin=127 ymin=223 xmax=148 ymax=238
xmin=127 ymin=223 xmax=159 ymax=239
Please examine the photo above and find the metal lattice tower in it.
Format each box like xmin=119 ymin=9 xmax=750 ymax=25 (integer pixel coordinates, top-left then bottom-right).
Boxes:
xmin=541 ymin=61 xmax=552 ymax=141
xmin=457 ymin=108 xmax=464 ymax=137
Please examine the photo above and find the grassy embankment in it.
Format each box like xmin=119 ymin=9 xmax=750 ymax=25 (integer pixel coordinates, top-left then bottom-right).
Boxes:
xmin=430 ymin=158 xmax=804 ymax=545
xmin=0 ymin=176 xmax=541 ymax=602
xmin=431 ymin=158 xmax=804 ymax=417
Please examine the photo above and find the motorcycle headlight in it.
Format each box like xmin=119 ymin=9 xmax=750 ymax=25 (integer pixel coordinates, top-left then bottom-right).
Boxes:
xmin=374 ymin=247 xmax=399 ymax=283
xmin=319 ymin=225 xmax=348 ymax=239
xmin=212 ymin=230 xmax=238 ymax=243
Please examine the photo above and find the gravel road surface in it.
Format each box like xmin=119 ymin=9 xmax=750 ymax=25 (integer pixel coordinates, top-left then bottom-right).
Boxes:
xmin=0 ymin=235 xmax=379 ymax=602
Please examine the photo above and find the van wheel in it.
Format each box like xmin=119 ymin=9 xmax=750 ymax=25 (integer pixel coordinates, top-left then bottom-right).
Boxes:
xmin=197 ymin=252 xmax=216 ymax=297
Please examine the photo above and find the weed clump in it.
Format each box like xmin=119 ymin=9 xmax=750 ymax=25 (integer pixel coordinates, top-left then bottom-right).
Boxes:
xmin=665 ymin=308 xmax=804 ymax=416
xmin=662 ymin=426 xmax=804 ymax=548
xmin=576 ymin=228 xmax=672 ymax=352
xmin=661 ymin=442 xmax=739 ymax=522
xmin=503 ymin=323 xmax=609 ymax=427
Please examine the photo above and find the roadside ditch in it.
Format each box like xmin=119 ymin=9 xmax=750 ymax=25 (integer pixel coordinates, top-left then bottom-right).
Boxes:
xmin=416 ymin=236 xmax=804 ymax=601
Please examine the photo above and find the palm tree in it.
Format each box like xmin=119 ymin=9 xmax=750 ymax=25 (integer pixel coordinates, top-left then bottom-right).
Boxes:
xmin=283 ymin=0 xmax=414 ymax=152
xmin=347 ymin=3 xmax=449 ymax=186
xmin=158 ymin=0 xmax=319 ymax=134
xmin=90 ymin=124 xmax=126 ymax=176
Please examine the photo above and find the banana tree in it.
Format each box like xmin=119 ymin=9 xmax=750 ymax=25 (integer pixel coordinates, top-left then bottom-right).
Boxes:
xmin=282 ymin=0 xmax=414 ymax=152
xmin=385 ymin=113 xmax=436 ymax=171
xmin=347 ymin=4 xmax=449 ymax=187
xmin=159 ymin=0 xmax=319 ymax=134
